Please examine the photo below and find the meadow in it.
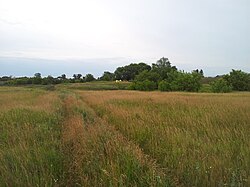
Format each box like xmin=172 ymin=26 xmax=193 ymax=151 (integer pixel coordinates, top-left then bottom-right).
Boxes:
xmin=0 ymin=84 xmax=249 ymax=186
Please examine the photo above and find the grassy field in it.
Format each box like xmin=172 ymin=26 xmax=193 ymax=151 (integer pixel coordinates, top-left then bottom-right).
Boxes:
xmin=0 ymin=87 xmax=63 ymax=186
xmin=0 ymin=85 xmax=249 ymax=186
xmin=58 ymin=81 xmax=131 ymax=91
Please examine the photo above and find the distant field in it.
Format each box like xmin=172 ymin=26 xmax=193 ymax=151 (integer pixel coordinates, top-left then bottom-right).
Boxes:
xmin=0 ymin=86 xmax=249 ymax=186
xmin=58 ymin=81 xmax=131 ymax=90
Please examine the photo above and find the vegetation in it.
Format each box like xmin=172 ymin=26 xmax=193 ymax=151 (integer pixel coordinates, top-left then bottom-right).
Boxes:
xmin=79 ymin=90 xmax=250 ymax=187
xmin=211 ymin=78 xmax=232 ymax=93
xmin=0 ymin=58 xmax=249 ymax=93
xmin=0 ymin=87 xmax=63 ymax=186
xmin=117 ymin=57 xmax=203 ymax=92
xmin=61 ymin=81 xmax=131 ymax=91
xmin=224 ymin=70 xmax=250 ymax=91
xmin=0 ymin=85 xmax=249 ymax=186
xmin=210 ymin=69 xmax=250 ymax=93
xmin=0 ymin=87 xmax=168 ymax=186
xmin=114 ymin=62 xmax=151 ymax=81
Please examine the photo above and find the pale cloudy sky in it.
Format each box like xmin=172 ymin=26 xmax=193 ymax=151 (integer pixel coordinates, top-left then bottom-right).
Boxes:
xmin=0 ymin=0 xmax=249 ymax=77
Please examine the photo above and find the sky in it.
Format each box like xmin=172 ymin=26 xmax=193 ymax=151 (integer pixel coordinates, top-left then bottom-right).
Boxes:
xmin=0 ymin=0 xmax=249 ymax=77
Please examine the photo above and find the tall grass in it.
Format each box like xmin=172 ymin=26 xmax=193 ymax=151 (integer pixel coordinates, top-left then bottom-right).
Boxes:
xmin=58 ymin=81 xmax=131 ymax=91
xmin=0 ymin=88 xmax=63 ymax=186
xmin=79 ymin=90 xmax=250 ymax=186
xmin=1 ymin=86 xmax=249 ymax=186
xmin=60 ymin=94 xmax=171 ymax=186
xmin=0 ymin=87 xmax=171 ymax=186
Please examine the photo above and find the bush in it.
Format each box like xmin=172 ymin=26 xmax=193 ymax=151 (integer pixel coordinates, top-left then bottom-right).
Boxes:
xmin=134 ymin=80 xmax=157 ymax=91
xmin=199 ymin=84 xmax=212 ymax=93
xmin=158 ymin=80 xmax=171 ymax=91
xmin=211 ymin=78 xmax=232 ymax=93
xmin=224 ymin=70 xmax=250 ymax=91
xmin=85 ymin=74 xmax=95 ymax=82
xmin=135 ymin=70 xmax=161 ymax=83
xmin=174 ymin=72 xmax=202 ymax=92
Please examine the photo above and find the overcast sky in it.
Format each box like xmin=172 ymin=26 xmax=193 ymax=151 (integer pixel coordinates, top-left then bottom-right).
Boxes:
xmin=0 ymin=0 xmax=249 ymax=77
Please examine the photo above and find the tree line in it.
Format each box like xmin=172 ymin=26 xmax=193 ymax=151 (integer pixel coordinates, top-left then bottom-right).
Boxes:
xmin=0 ymin=57 xmax=249 ymax=92
xmin=100 ymin=57 xmax=249 ymax=92
xmin=0 ymin=73 xmax=96 ymax=85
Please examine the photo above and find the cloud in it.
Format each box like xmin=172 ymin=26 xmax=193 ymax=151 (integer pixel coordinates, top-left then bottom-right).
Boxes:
xmin=0 ymin=18 xmax=22 ymax=25
xmin=0 ymin=0 xmax=249 ymax=76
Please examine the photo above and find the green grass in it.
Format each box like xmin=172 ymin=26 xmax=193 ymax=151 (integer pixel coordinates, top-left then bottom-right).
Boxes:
xmin=58 ymin=81 xmax=131 ymax=91
xmin=0 ymin=88 xmax=63 ymax=186
xmin=199 ymin=83 xmax=212 ymax=92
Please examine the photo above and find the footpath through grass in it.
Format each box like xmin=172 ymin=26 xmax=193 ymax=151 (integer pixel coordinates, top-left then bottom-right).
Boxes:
xmin=79 ymin=90 xmax=250 ymax=187
xmin=1 ymin=86 xmax=249 ymax=186
xmin=0 ymin=87 xmax=171 ymax=186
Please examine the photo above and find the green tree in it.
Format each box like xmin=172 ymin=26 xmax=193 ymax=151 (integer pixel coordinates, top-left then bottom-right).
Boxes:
xmin=100 ymin=71 xmax=114 ymax=81
xmin=224 ymin=70 xmax=250 ymax=91
xmin=158 ymin=80 xmax=171 ymax=91
xmin=211 ymin=78 xmax=232 ymax=93
xmin=152 ymin=57 xmax=177 ymax=81
xmin=76 ymin=74 xmax=82 ymax=80
xmin=34 ymin=73 xmax=41 ymax=78
xmin=41 ymin=75 xmax=54 ymax=85
xmin=135 ymin=70 xmax=161 ymax=83
xmin=114 ymin=63 xmax=151 ymax=81
xmin=33 ymin=73 xmax=42 ymax=84
xmin=131 ymin=80 xmax=157 ymax=91
xmin=61 ymin=74 xmax=66 ymax=80
xmin=85 ymin=74 xmax=95 ymax=82
xmin=173 ymin=71 xmax=202 ymax=92
xmin=73 ymin=74 xmax=82 ymax=80
xmin=152 ymin=57 xmax=171 ymax=69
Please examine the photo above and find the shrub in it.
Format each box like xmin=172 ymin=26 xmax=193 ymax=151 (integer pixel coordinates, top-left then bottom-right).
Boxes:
xmin=158 ymin=80 xmax=171 ymax=91
xmin=224 ymin=70 xmax=250 ymax=91
xmin=175 ymin=72 xmax=202 ymax=92
xmin=211 ymin=78 xmax=232 ymax=93
xmin=134 ymin=80 xmax=157 ymax=91
xmin=135 ymin=70 xmax=161 ymax=83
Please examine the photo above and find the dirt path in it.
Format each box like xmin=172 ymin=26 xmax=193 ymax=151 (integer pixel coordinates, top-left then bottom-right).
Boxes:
xmin=59 ymin=92 xmax=174 ymax=186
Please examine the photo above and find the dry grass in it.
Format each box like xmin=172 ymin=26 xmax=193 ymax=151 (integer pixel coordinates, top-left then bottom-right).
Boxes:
xmin=0 ymin=87 xmax=58 ymax=113
xmin=0 ymin=87 xmax=63 ymax=186
xmin=1 ymin=86 xmax=249 ymax=186
xmin=79 ymin=90 xmax=250 ymax=186
xmin=60 ymin=94 xmax=171 ymax=186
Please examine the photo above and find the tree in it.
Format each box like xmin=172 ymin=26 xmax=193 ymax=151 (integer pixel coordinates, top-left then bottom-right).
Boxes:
xmin=34 ymin=73 xmax=41 ymax=78
xmin=73 ymin=74 xmax=82 ymax=80
xmin=152 ymin=57 xmax=178 ymax=81
xmin=0 ymin=76 xmax=12 ymax=82
xmin=158 ymin=80 xmax=171 ymax=91
xmin=100 ymin=71 xmax=114 ymax=81
xmin=224 ymin=70 xmax=250 ymax=91
xmin=131 ymin=80 xmax=157 ymax=91
xmin=173 ymin=71 xmax=202 ymax=92
xmin=76 ymin=74 xmax=82 ymax=80
xmin=114 ymin=63 xmax=151 ymax=81
xmin=61 ymin=74 xmax=66 ymax=80
xmin=152 ymin=57 xmax=171 ymax=69
xmin=135 ymin=70 xmax=161 ymax=83
xmin=211 ymin=78 xmax=232 ymax=93
xmin=193 ymin=69 xmax=204 ymax=77
xmin=200 ymin=69 xmax=204 ymax=77
xmin=85 ymin=74 xmax=95 ymax=82
xmin=33 ymin=73 xmax=42 ymax=84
